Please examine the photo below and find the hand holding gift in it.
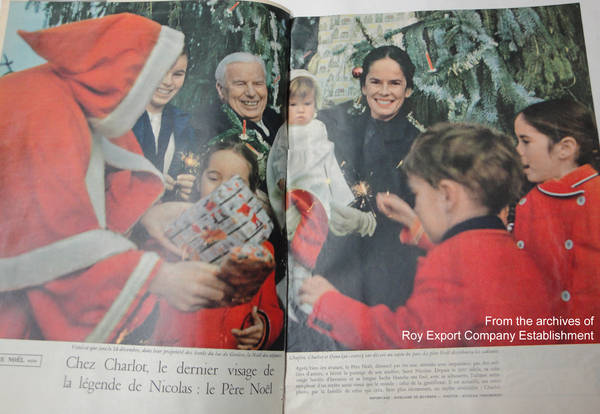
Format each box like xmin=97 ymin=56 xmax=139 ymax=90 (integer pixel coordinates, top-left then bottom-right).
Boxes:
xmin=141 ymin=201 xmax=193 ymax=257
xmin=150 ymin=260 xmax=231 ymax=312
xmin=216 ymin=244 xmax=275 ymax=306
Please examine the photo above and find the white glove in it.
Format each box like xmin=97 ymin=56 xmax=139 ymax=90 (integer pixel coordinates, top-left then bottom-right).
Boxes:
xmin=286 ymin=203 xmax=302 ymax=242
xmin=329 ymin=202 xmax=376 ymax=237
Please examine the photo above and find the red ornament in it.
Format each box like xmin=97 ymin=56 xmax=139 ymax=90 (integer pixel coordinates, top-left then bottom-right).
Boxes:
xmin=426 ymin=51 xmax=436 ymax=72
xmin=352 ymin=66 xmax=363 ymax=79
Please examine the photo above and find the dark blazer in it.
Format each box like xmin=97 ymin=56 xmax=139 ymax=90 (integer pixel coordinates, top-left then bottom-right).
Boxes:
xmin=133 ymin=103 xmax=197 ymax=178
xmin=133 ymin=104 xmax=197 ymax=201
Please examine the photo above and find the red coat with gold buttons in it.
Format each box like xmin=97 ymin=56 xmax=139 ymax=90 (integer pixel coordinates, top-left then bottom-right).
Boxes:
xmin=514 ymin=164 xmax=600 ymax=341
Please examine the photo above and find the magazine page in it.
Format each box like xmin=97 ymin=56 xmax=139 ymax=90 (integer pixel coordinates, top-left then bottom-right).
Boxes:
xmin=276 ymin=0 xmax=600 ymax=413
xmin=0 ymin=1 xmax=289 ymax=413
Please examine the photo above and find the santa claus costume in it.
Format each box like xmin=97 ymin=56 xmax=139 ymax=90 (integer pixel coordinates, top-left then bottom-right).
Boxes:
xmin=0 ymin=13 xmax=184 ymax=343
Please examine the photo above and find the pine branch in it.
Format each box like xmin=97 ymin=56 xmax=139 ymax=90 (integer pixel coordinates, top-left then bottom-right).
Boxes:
xmin=355 ymin=17 xmax=375 ymax=46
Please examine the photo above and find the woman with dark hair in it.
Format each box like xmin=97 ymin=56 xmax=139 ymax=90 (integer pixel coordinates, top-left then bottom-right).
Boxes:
xmin=288 ymin=45 xmax=424 ymax=351
xmin=513 ymin=98 xmax=600 ymax=342
xmin=357 ymin=45 xmax=416 ymax=122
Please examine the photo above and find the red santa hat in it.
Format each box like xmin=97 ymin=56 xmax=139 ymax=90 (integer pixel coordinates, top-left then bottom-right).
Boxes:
xmin=18 ymin=12 xmax=184 ymax=138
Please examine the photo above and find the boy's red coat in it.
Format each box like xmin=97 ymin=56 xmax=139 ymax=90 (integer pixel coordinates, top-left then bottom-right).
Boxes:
xmin=308 ymin=229 xmax=554 ymax=349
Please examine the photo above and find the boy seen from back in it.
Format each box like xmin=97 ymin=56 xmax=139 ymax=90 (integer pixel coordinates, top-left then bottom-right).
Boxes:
xmin=299 ymin=123 xmax=553 ymax=349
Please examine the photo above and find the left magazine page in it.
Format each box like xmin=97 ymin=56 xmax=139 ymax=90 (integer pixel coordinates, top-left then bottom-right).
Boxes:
xmin=0 ymin=1 xmax=289 ymax=413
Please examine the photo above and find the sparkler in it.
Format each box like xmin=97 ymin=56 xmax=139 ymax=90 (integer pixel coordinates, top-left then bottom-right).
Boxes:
xmin=179 ymin=151 xmax=201 ymax=175
xmin=351 ymin=180 xmax=376 ymax=215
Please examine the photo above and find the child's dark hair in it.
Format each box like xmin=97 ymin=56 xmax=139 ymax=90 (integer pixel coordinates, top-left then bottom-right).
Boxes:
xmin=200 ymin=141 xmax=260 ymax=192
xmin=403 ymin=122 xmax=524 ymax=215
xmin=517 ymin=98 xmax=599 ymax=168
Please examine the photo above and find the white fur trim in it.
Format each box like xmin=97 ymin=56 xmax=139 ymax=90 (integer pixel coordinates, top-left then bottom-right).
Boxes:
xmin=88 ymin=26 xmax=184 ymax=137
xmin=85 ymin=133 xmax=107 ymax=228
xmin=101 ymin=136 xmax=162 ymax=179
xmin=0 ymin=230 xmax=136 ymax=292
xmin=86 ymin=251 xmax=160 ymax=343
xmin=85 ymin=131 xmax=165 ymax=230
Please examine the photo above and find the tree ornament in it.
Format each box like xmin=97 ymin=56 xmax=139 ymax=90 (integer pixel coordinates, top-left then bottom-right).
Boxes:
xmin=239 ymin=120 xmax=249 ymax=141
xmin=209 ymin=105 xmax=271 ymax=181
xmin=422 ymin=27 xmax=437 ymax=72
xmin=352 ymin=66 xmax=363 ymax=79
xmin=425 ymin=51 xmax=436 ymax=72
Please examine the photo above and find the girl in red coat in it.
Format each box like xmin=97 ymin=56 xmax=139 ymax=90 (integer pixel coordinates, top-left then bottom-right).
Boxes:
xmin=513 ymin=99 xmax=600 ymax=342
xmin=299 ymin=123 xmax=553 ymax=350
xmin=150 ymin=142 xmax=284 ymax=349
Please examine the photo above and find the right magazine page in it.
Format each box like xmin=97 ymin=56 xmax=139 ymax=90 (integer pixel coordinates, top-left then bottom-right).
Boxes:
xmin=278 ymin=1 xmax=600 ymax=412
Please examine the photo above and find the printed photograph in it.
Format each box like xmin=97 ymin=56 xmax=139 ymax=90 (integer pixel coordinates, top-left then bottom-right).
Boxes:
xmin=282 ymin=4 xmax=600 ymax=351
xmin=1 ymin=1 xmax=599 ymax=354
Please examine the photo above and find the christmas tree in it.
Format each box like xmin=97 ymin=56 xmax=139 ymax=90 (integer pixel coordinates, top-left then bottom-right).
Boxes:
xmin=403 ymin=5 xmax=592 ymax=132
xmin=298 ymin=5 xmax=592 ymax=134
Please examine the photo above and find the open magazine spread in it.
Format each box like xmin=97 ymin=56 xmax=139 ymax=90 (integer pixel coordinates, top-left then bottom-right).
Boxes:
xmin=0 ymin=0 xmax=599 ymax=413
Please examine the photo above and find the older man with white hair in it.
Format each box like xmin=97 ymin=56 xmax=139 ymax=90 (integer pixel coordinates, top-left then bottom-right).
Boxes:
xmin=193 ymin=52 xmax=283 ymax=149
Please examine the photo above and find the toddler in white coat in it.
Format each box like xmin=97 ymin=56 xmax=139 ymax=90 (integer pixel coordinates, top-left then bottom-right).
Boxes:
xmin=267 ymin=70 xmax=358 ymax=317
